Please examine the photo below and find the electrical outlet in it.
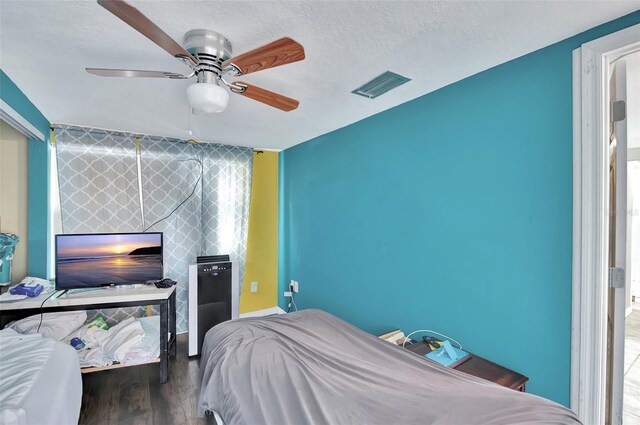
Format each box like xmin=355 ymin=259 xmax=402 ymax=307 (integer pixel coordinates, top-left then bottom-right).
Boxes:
xmin=284 ymin=291 xmax=292 ymax=297
xmin=289 ymin=280 xmax=299 ymax=293
xmin=250 ymin=281 xmax=258 ymax=293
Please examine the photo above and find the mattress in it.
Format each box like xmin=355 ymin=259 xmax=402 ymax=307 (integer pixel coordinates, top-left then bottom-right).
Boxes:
xmin=0 ymin=329 xmax=82 ymax=425
xmin=198 ymin=309 xmax=581 ymax=425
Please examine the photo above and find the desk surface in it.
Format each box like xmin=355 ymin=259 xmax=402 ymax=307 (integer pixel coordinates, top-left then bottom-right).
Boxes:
xmin=1 ymin=284 xmax=175 ymax=311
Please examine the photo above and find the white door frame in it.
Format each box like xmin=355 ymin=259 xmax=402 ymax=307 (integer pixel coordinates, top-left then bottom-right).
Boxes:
xmin=571 ymin=23 xmax=640 ymax=424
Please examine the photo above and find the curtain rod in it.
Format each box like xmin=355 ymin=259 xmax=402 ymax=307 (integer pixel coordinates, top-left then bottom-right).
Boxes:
xmin=51 ymin=123 xmax=265 ymax=151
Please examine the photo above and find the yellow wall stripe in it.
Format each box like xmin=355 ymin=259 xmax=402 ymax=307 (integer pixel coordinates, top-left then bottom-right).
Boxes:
xmin=239 ymin=151 xmax=279 ymax=313
xmin=50 ymin=125 xmax=56 ymax=146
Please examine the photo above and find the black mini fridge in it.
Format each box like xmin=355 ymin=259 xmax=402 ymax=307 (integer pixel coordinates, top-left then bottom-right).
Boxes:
xmin=188 ymin=256 xmax=239 ymax=356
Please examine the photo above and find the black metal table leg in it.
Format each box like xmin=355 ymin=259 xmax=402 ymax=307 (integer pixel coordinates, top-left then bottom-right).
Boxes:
xmin=160 ymin=298 xmax=169 ymax=383
xmin=169 ymin=290 xmax=177 ymax=359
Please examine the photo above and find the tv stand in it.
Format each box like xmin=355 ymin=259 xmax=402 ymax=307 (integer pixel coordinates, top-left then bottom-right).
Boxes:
xmin=0 ymin=285 xmax=176 ymax=383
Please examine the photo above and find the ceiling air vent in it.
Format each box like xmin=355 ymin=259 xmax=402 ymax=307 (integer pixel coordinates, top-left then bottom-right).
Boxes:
xmin=351 ymin=71 xmax=411 ymax=99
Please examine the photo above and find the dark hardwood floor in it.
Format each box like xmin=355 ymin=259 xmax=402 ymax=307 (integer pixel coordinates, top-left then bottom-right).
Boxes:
xmin=79 ymin=334 xmax=212 ymax=425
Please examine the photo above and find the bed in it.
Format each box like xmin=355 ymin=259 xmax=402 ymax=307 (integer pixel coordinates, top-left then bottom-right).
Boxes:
xmin=198 ymin=309 xmax=580 ymax=425
xmin=0 ymin=329 xmax=82 ymax=425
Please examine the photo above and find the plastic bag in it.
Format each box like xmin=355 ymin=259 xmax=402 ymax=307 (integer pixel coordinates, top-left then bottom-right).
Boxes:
xmin=66 ymin=316 xmax=109 ymax=350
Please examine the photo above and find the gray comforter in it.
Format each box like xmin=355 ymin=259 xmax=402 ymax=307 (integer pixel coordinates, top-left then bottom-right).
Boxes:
xmin=198 ymin=309 xmax=580 ymax=425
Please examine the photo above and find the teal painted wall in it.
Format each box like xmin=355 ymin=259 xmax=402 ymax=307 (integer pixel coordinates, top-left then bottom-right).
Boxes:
xmin=279 ymin=11 xmax=640 ymax=406
xmin=1 ymin=70 xmax=50 ymax=278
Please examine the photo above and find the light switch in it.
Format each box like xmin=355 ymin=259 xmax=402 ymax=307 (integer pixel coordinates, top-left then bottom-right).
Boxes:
xmin=250 ymin=281 xmax=258 ymax=292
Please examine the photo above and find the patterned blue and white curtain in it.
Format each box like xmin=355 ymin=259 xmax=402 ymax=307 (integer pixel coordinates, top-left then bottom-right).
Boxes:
xmin=55 ymin=125 xmax=253 ymax=332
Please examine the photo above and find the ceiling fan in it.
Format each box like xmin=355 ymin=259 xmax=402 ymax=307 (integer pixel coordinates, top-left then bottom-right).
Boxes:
xmin=86 ymin=0 xmax=305 ymax=113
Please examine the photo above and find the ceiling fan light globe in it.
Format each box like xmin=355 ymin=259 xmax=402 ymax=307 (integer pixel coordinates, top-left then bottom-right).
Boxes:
xmin=186 ymin=82 xmax=229 ymax=113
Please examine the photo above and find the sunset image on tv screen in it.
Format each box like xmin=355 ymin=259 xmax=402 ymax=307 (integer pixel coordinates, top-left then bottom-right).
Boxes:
xmin=56 ymin=233 xmax=163 ymax=288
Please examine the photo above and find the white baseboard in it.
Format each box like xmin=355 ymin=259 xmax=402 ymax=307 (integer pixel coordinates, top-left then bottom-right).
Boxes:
xmin=239 ymin=306 xmax=286 ymax=318
xmin=626 ymin=305 xmax=634 ymax=318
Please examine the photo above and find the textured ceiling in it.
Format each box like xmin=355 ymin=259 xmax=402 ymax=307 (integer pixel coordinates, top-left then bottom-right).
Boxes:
xmin=1 ymin=1 xmax=639 ymax=150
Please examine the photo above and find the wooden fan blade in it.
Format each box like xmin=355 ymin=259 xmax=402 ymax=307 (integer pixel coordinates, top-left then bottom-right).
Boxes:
xmin=223 ymin=37 xmax=304 ymax=76
xmin=86 ymin=68 xmax=192 ymax=79
xmin=232 ymin=82 xmax=299 ymax=111
xmin=97 ymin=0 xmax=198 ymax=65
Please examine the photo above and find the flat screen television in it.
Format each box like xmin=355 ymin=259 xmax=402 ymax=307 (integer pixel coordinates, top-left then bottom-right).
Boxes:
xmin=55 ymin=232 xmax=163 ymax=290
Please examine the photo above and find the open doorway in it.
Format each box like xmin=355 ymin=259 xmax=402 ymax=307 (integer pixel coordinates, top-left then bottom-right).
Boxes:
xmin=626 ymin=160 xmax=640 ymax=423
xmin=571 ymin=23 xmax=640 ymax=425
xmin=624 ymin=50 xmax=640 ymax=423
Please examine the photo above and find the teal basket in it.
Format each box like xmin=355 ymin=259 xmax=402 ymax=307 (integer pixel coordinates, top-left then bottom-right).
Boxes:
xmin=0 ymin=233 xmax=20 ymax=284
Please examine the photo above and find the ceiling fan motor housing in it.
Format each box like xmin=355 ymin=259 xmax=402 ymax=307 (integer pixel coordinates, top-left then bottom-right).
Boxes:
xmin=183 ymin=29 xmax=232 ymax=83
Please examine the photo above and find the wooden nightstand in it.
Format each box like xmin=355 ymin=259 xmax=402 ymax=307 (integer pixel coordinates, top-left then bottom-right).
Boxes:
xmin=404 ymin=340 xmax=528 ymax=392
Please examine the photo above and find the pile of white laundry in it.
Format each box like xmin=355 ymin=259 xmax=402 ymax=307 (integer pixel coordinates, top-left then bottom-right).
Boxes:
xmin=78 ymin=316 xmax=161 ymax=367
xmin=6 ymin=312 xmax=162 ymax=368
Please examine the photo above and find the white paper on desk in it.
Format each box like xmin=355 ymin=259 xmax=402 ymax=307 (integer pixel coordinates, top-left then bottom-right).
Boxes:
xmin=0 ymin=292 xmax=28 ymax=302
